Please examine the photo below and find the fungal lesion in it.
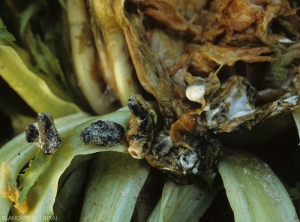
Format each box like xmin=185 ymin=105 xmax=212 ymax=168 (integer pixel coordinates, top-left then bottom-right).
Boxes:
xmin=126 ymin=94 xmax=221 ymax=184
xmin=80 ymin=120 xmax=125 ymax=147
xmin=25 ymin=112 xmax=61 ymax=155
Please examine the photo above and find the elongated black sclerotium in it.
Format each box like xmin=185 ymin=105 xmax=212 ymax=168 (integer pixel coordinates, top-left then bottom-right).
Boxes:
xmin=25 ymin=123 xmax=39 ymax=143
xmin=80 ymin=120 xmax=125 ymax=147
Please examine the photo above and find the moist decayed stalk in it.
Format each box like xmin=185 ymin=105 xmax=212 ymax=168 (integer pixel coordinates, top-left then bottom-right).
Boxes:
xmin=66 ymin=0 xmax=114 ymax=114
xmin=88 ymin=0 xmax=143 ymax=106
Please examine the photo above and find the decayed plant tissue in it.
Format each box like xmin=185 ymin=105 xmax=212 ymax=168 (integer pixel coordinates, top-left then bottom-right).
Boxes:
xmin=111 ymin=0 xmax=300 ymax=183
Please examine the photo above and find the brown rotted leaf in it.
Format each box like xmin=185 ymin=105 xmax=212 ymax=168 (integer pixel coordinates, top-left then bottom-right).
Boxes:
xmin=198 ymin=42 xmax=275 ymax=67
xmin=208 ymin=0 xmax=291 ymax=45
xmin=133 ymin=0 xmax=203 ymax=41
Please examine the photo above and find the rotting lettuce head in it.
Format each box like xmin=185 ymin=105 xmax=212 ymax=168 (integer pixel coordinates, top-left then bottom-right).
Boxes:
xmin=116 ymin=0 xmax=300 ymax=182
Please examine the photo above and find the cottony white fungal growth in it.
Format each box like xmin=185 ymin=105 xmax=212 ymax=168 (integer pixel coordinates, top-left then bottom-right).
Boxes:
xmin=179 ymin=151 xmax=199 ymax=171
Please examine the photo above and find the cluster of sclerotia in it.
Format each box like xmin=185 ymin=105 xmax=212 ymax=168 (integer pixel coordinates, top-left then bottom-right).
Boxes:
xmin=26 ymin=113 xmax=125 ymax=154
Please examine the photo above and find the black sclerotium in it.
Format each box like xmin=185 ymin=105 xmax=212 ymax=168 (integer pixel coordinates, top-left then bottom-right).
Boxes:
xmin=25 ymin=113 xmax=61 ymax=155
xmin=25 ymin=123 xmax=39 ymax=143
xmin=128 ymin=94 xmax=151 ymax=119
xmin=128 ymin=94 xmax=155 ymax=138
xmin=80 ymin=120 xmax=125 ymax=147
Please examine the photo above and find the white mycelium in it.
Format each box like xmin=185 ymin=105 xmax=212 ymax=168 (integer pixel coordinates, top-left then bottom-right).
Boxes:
xmin=205 ymin=75 xmax=256 ymax=128
xmin=179 ymin=150 xmax=199 ymax=170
